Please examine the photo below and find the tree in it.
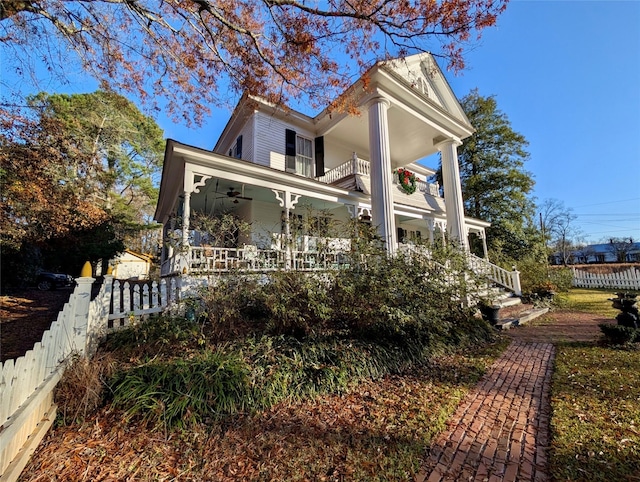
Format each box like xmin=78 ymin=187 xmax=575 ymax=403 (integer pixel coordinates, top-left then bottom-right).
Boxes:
xmin=435 ymin=89 xmax=536 ymax=259
xmin=0 ymin=105 xmax=107 ymax=250
xmin=0 ymin=91 xmax=164 ymax=284
xmin=1 ymin=0 xmax=509 ymax=124
xmin=606 ymin=237 xmax=636 ymax=263
xmin=540 ymin=198 xmax=581 ymax=265
xmin=27 ymin=91 xmax=165 ymax=228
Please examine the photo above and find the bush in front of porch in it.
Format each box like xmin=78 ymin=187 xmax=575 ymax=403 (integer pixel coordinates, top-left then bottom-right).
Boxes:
xmin=97 ymin=245 xmax=493 ymax=430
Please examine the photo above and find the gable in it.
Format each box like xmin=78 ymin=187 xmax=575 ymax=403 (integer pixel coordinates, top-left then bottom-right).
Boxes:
xmin=384 ymin=53 xmax=471 ymax=127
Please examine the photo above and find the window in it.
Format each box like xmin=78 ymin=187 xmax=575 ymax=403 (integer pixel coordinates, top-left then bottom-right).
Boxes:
xmin=296 ymin=136 xmax=313 ymax=177
xmin=285 ymin=129 xmax=320 ymax=178
xmin=229 ymin=135 xmax=242 ymax=159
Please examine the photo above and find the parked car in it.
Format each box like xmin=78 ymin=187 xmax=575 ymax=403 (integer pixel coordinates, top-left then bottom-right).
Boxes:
xmin=36 ymin=271 xmax=75 ymax=291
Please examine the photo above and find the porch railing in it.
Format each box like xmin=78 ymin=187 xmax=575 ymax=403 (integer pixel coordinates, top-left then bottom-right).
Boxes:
xmin=185 ymin=242 xmax=353 ymax=274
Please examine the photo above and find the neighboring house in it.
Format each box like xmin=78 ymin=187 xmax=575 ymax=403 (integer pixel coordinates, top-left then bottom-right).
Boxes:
xmin=110 ymin=250 xmax=153 ymax=280
xmin=550 ymin=241 xmax=640 ymax=265
xmin=154 ymin=53 xmax=517 ymax=292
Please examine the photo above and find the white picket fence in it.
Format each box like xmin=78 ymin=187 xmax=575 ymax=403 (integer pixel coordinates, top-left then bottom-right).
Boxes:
xmin=0 ymin=274 xmax=183 ymax=482
xmin=572 ymin=267 xmax=640 ymax=290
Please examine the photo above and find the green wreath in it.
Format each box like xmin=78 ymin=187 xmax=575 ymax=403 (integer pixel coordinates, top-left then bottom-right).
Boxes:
xmin=395 ymin=168 xmax=417 ymax=195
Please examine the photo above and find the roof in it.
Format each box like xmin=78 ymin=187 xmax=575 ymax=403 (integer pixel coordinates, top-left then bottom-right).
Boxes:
xmin=118 ymin=249 xmax=154 ymax=262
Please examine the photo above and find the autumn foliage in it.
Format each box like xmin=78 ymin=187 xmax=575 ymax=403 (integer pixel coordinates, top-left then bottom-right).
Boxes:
xmin=0 ymin=109 xmax=108 ymax=250
xmin=1 ymin=0 xmax=508 ymax=124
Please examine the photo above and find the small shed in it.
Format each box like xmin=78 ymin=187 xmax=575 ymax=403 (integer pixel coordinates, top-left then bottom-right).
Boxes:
xmin=111 ymin=250 xmax=153 ymax=280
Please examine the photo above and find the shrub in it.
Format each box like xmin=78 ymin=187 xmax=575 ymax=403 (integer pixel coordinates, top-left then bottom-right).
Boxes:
xmin=548 ymin=267 xmax=573 ymax=292
xmin=199 ymin=275 xmax=268 ymax=341
xmin=261 ymin=270 xmax=333 ymax=338
xmin=108 ymin=349 xmax=251 ymax=428
xmin=515 ymin=257 xmax=572 ymax=303
xmin=599 ymin=324 xmax=640 ymax=344
xmin=55 ymin=353 xmax=116 ymax=425
xmin=102 ymin=314 xmax=202 ymax=356
xmin=330 ymin=248 xmax=480 ymax=348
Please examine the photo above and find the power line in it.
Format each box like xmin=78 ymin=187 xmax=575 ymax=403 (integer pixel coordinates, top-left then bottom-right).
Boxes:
xmin=572 ymin=197 xmax=640 ymax=208
xmin=575 ymin=213 xmax=640 ymax=216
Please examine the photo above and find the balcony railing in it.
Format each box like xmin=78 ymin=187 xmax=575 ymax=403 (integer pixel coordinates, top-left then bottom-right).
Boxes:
xmin=317 ymin=157 xmax=441 ymax=197
xmin=316 ymin=156 xmax=370 ymax=184
xmin=415 ymin=179 xmax=440 ymax=197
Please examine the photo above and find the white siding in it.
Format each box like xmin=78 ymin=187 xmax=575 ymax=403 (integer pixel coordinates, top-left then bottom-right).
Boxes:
xmin=216 ymin=118 xmax=255 ymax=162
xmin=254 ymin=112 xmax=315 ymax=171
xmin=112 ymin=252 xmax=151 ymax=280
xmin=248 ymin=200 xmax=283 ymax=248
xmin=324 ymin=142 xmax=361 ymax=171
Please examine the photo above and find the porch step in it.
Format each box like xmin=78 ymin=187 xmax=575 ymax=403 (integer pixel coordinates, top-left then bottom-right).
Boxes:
xmin=496 ymin=295 xmax=522 ymax=309
xmin=494 ymin=307 xmax=550 ymax=331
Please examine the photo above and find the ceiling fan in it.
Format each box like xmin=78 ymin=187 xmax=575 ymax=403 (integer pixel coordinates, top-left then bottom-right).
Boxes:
xmin=224 ymin=186 xmax=253 ymax=202
xmin=206 ymin=182 xmax=253 ymax=213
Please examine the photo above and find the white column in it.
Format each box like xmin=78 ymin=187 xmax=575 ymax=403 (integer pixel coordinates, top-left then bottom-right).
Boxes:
xmin=182 ymin=191 xmax=191 ymax=246
xmin=478 ymin=229 xmax=489 ymax=259
xmin=436 ymin=138 xmax=468 ymax=250
xmin=426 ymin=219 xmax=435 ymax=245
xmin=368 ymin=96 xmax=396 ymax=253
xmin=272 ymin=190 xmax=301 ymax=269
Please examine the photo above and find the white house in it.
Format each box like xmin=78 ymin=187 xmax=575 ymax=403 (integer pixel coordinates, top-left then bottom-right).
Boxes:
xmin=154 ymin=53 xmax=518 ymax=292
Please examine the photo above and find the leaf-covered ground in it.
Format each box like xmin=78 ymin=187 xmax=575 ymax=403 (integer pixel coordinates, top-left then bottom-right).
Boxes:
xmin=19 ymin=346 xmax=506 ymax=481
xmin=15 ymin=288 xmax=639 ymax=481
xmin=0 ymin=288 xmax=72 ymax=362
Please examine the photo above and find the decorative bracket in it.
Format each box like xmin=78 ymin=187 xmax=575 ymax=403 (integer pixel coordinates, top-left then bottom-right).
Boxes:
xmin=272 ymin=189 xmax=302 ymax=209
xmin=345 ymin=204 xmax=371 ymax=219
xmin=192 ymin=174 xmax=212 ymax=193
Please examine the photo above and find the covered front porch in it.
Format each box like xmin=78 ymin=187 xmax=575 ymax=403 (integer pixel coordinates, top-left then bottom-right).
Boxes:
xmin=156 ymin=141 xmax=494 ymax=278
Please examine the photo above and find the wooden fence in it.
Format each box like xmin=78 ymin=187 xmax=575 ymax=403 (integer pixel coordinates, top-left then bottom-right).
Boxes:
xmin=572 ymin=267 xmax=640 ymax=290
xmin=0 ymin=273 xmax=183 ymax=482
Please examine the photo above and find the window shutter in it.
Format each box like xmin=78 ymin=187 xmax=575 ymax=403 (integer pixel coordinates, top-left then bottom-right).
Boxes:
xmin=236 ymin=135 xmax=243 ymax=159
xmin=285 ymin=129 xmax=296 ymax=172
xmin=314 ymin=136 xmax=325 ymax=176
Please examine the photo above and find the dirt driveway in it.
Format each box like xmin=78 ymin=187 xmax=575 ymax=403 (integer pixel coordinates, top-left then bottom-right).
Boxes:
xmin=0 ymin=289 xmax=73 ymax=362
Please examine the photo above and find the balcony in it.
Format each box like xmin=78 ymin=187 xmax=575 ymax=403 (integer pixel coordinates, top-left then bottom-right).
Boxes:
xmin=316 ymin=157 xmax=441 ymax=198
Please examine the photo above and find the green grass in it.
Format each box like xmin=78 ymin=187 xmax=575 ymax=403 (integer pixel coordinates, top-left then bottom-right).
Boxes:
xmin=550 ymin=344 xmax=640 ymax=481
xmin=554 ymin=288 xmax=621 ymax=317
xmin=549 ymin=288 xmax=640 ymax=481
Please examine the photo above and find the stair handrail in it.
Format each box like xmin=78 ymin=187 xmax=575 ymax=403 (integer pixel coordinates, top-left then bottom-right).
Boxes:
xmin=467 ymin=253 xmax=522 ymax=296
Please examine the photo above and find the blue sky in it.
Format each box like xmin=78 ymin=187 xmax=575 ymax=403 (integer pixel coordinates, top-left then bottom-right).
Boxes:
xmin=163 ymin=0 xmax=640 ymax=244
xmin=2 ymin=0 xmax=639 ymax=244
xmin=443 ymin=0 xmax=640 ymax=244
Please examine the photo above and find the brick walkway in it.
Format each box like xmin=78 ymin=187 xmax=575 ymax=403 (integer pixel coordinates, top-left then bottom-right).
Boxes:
xmin=416 ymin=341 xmax=555 ymax=482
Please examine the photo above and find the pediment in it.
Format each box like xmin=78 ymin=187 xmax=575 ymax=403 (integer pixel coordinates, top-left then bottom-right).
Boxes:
xmin=384 ymin=53 xmax=471 ymax=127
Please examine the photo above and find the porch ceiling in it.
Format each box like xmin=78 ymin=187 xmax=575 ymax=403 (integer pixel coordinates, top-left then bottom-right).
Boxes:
xmin=325 ymin=104 xmax=445 ymax=168
xmin=189 ymin=179 xmax=351 ymax=216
